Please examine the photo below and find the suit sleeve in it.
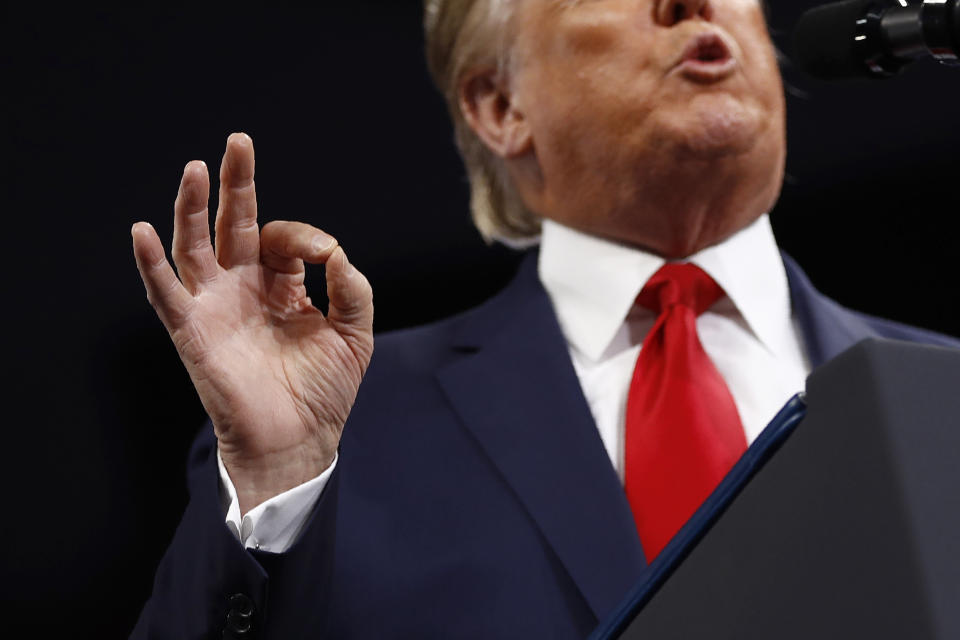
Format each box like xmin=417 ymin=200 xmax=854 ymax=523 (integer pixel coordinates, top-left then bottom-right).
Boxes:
xmin=130 ymin=424 xmax=340 ymax=639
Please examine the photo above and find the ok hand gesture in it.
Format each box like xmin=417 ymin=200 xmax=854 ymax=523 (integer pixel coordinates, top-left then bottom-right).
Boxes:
xmin=132 ymin=133 xmax=373 ymax=515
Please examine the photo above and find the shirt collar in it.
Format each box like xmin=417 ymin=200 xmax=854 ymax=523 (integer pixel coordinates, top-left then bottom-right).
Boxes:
xmin=537 ymin=214 xmax=792 ymax=363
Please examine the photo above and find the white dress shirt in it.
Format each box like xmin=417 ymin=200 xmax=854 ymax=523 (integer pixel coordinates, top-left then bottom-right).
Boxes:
xmin=538 ymin=214 xmax=810 ymax=481
xmin=219 ymin=213 xmax=811 ymax=551
xmin=217 ymin=449 xmax=337 ymax=552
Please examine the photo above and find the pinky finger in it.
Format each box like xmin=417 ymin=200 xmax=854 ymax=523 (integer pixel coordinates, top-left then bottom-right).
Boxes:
xmin=132 ymin=222 xmax=195 ymax=330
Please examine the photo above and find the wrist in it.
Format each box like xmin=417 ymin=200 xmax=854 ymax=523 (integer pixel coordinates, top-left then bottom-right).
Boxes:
xmin=220 ymin=443 xmax=336 ymax=516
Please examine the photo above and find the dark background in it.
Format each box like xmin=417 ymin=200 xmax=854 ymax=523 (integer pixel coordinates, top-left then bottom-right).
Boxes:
xmin=3 ymin=2 xmax=958 ymax=637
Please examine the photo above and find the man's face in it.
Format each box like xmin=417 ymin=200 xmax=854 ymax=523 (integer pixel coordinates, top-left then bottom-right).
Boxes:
xmin=506 ymin=0 xmax=787 ymax=255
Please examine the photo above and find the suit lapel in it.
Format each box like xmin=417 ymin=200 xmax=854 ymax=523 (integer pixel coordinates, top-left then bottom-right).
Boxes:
xmin=782 ymin=253 xmax=882 ymax=368
xmin=436 ymin=253 xmax=646 ymax=622
xmin=434 ymin=250 xmax=869 ymax=622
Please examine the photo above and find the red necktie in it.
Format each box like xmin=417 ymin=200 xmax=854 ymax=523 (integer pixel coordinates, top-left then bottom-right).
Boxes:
xmin=625 ymin=263 xmax=747 ymax=562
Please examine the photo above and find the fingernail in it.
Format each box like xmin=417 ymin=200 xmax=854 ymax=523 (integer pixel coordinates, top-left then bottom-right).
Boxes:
xmin=312 ymin=233 xmax=336 ymax=254
xmin=131 ymin=221 xmax=152 ymax=236
xmin=183 ymin=160 xmax=206 ymax=175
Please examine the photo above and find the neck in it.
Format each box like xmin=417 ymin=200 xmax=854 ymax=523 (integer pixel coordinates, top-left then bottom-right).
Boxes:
xmin=512 ymin=139 xmax=785 ymax=260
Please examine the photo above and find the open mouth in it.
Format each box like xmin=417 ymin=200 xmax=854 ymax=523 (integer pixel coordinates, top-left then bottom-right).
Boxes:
xmin=675 ymin=32 xmax=737 ymax=81
xmin=683 ymin=33 xmax=732 ymax=64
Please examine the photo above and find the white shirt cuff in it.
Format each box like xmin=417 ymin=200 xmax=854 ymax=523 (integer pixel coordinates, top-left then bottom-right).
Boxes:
xmin=217 ymin=447 xmax=337 ymax=553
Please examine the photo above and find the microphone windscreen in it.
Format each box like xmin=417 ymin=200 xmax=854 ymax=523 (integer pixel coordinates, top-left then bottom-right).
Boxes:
xmin=793 ymin=0 xmax=880 ymax=79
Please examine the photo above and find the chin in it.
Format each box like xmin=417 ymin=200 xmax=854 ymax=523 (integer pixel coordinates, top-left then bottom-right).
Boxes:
xmin=670 ymin=93 xmax=765 ymax=159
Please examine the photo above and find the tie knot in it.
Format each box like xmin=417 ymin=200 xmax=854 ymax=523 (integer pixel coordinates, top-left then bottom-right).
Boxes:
xmin=636 ymin=263 xmax=724 ymax=316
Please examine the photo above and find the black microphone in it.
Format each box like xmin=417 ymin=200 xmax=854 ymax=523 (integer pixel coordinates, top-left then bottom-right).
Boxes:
xmin=793 ymin=0 xmax=960 ymax=79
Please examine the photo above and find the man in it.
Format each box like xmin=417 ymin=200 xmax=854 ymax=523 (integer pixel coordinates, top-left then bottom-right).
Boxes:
xmin=131 ymin=0 xmax=959 ymax=638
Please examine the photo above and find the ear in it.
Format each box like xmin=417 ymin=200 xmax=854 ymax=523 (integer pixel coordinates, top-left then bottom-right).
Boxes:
xmin=458 ymin=67 xmax=533 ymax=160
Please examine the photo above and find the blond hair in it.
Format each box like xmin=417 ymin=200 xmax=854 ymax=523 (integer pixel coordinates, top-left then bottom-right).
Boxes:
xmin=423 ymin=0 xmax=541 ymax=244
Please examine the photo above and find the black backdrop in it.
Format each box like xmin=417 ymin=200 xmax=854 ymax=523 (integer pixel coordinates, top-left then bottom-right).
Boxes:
xmin=3 ymin=3 xmax=958 ymax=637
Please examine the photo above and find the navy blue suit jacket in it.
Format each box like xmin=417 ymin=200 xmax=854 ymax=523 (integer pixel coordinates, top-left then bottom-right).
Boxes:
xmin=132 ymin=251 xmax=960 ymax=639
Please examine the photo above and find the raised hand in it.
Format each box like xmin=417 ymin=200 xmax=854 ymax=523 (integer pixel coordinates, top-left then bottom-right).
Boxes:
xmin=132 ymin=133 xmax=374 ymax=515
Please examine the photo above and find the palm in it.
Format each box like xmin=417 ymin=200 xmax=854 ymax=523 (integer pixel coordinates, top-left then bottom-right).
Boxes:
xmin=174 ymin=263 xmax=364 ymax=455
xmin=132 ymin=133 xmax=373 ymax=509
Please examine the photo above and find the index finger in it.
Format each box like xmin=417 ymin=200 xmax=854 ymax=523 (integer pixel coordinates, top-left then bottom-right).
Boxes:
xmin=214 ymin=132 xmax=260 ymax=269
xmin=260 ymin=220 xmax=339 ymax=274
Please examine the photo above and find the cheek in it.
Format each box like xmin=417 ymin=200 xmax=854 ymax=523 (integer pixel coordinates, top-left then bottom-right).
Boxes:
xmin=752 ymin=48 xmax=785 ymax=115
xmin=560 ymin=20 xmax=619 ymax=56
xmin=533 ymin=68 xmax=658 ymax=164
xmin=552 ymin=5 xmax=645 ymax=59
xmin=730 ymin=16 xmax=782 ymax=110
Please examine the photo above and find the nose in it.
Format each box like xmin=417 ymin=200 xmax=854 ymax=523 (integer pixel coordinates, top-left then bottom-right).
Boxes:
xmin=654 ymin=0 xmax=713 ymax=27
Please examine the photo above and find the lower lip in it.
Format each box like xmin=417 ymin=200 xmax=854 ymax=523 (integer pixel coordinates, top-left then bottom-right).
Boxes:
xmin=675 ymin=57 xmax=738 ymax=83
